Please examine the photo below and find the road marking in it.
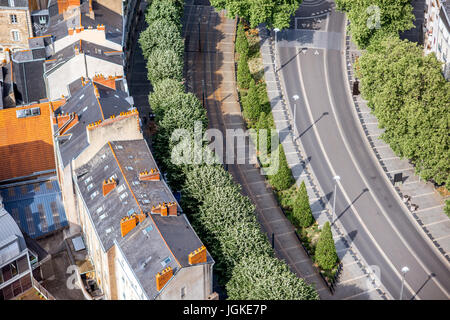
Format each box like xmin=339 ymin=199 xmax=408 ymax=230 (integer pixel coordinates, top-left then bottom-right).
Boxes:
xmin=411 ymin=192 xmax=436 ymax=199
xmin=386 ymin=168 xmax=414 ymax=174
xmin=339 ymin=274 xmax=368 ymax=285
xmin=415 ymin=204 xmax=444 ymax=213
xmin=435 ymin=234 xmax=450 ymax=242
xmin=423 ymin=219 xmax=449 ymax=228
xmin=343 ymin=287 xmax=378 ymax=300
xmin=380 ymin=157 xmax=400 ymax=161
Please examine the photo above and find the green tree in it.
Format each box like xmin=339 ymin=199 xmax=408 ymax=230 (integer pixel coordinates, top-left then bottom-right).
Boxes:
xmin=357 ymin=36 xmax=450 ymax=186
xmin=336 ymin=0 xmax=414 ymax=49
xmin=148 ymin=78 xmax=185 ymax=116
xmin=226 ymin=254 xmax=319 ymax=300
xmin=315 ymin=222 xmax=338 ymax=271
xmin=211 ymin=0 xmax=302 ymax=30
xmin=145 ymin=0 xmax=183 ymax=26
xmin=237 ymin=54 xmax=252 ymax=89
xmin=293 ymin=181 xmax=314 ymax=228
xmin=242 ymin=79 xmax=261 ymax=123
xmin=268 ymin=144 xmax=294 ymax=191
xmin=235 ymin=21 xmax=249 ymax=57
xmin=255 ymin=112 xmax=275 ymax=156
xmin=146 ymin=48 xmax=183 ymax=85
xmin=139 ymin=19 xmax=184 ymax=60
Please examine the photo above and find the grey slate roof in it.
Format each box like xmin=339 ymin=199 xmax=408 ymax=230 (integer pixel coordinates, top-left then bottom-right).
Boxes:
xmin=12 ymin=59 xmax=46 ymax=105
xmin=74 ymin=139 xmax=212 ymax=299
xmin=55 ymin=79 xmax=132 ymax=168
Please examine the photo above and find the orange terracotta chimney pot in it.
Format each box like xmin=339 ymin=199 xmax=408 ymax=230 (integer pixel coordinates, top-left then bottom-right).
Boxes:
xmin=188 ymin=245 xmax=207 ymax=265
xmin=139 ymin=168 xmax=160 ymax=181
xmin=120 ymin=214 xmax=138 ymax=237
xmin=102 ymin=178 xmax=117 ymax=196
xmin=156 ymin=267 xmax=173 ymax=291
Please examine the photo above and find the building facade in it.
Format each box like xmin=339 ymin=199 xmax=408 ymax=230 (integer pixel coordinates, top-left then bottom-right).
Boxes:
xmin=424 ymin=0 xmax=450 ymax=79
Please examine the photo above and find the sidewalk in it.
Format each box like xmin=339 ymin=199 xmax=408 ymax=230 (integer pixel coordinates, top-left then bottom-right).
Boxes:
xmin=258 ymin=25 xmax=387 ymax=300
xmin=345 ymin=22 xmax=450 ymax=262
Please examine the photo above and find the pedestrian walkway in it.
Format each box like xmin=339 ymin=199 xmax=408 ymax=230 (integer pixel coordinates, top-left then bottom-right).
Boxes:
xmin=345 ymin=21 xmax=450 ymax=262
xmin=258 ymin=24 xmax=387 ymax=300
xmin=182 ymin=2 xmax=333 ymax=299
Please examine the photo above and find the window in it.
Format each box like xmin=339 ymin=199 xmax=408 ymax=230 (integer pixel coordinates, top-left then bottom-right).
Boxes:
xmin=181 ymin=286 xmax=186 ymax=299
xmin=11 ymin=30 xmax=20 ymax=42
xmin=10 ymin=14 xmax=17 ymax=24
xmin=119 ymin=192 xmax=128 ymax=201
xmin=161 ymin=257 xmax=171 ymax=267
xmin=104 ymin=165 xmax=109 ymax=171
xmin=87 ymin=183 xmax=94 ymax=191
xmin=90 ymin=190 xmax=99 ymax=199
xmin=116 ymin=184 xmax=126 ymax=193
xmin=84 ymin=176 xmax=93 ymax=185
xmin=96 ymin=206 xmax=104 ymax=214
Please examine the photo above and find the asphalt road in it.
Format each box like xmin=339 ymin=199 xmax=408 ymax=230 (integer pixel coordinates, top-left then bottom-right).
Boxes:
xmin=277 ymin=7 xmax=450 ymax=299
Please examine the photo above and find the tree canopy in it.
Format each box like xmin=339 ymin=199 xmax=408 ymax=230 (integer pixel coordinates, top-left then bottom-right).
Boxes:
xmin=336 ymin=0 xmax=414 ymax=49
xmin=315 ymin=222 xmax=338 ymax=271
xmin=357 ymin=36 xmax=450 ymax=186
xmin=210 ymin=0 xmax=302 ymax=30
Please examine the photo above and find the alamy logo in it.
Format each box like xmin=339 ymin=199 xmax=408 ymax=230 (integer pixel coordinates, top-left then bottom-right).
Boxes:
xmin=170 ymin=121 xmax=281 ymax=175
xmin=366 ymin=5 xmax=381 ymax=30
xmin=66 ymin=265 xmax=79 ymax=290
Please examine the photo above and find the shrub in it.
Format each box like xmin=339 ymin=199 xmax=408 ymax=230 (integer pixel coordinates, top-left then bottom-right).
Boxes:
xmin=268 ymin=144 xmax=294 ymax=191
xmin=242 ymin=79 xmax=261 ymax=123
xmin=235 ymin=21 xmax=249 ymax=57
xmin=146 ymin=48 xmax=183 ymax=85
xmin=237 ymin=54 xmax=251 ymax=89
xmin=315 ymin=222 xmax=338 ymax=271
xmin=293 ymin=181 xmax=314 ymax=228
xmin=226 ymin=254 xmax=319 ymax=300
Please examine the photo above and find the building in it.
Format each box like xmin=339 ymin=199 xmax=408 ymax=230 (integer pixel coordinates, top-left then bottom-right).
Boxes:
xmin=0 ymin=197 xmax=53 ymax=300
xmin=0 ymin=100 xmax=69 ymax=239
xmin=0 ymin=0 xmax=34 ymax=60
xmin=424 ymin=0 xmax=450 ymax=79
xmin=51 ymin=99 xmax=214 ymax=299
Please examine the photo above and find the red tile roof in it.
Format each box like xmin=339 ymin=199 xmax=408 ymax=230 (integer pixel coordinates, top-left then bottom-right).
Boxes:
xmin=0 ymin=100 xmax=65 ymax=181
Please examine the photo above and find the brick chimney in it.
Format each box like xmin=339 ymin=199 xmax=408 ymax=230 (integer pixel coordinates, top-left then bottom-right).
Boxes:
xmin=188 ymin=245 xmax=207 ymax=265
xmin=138 ymin=168 xmax=160 ymax=181
xmin=102 ymin=178 xmax=117 ymax=196
xmin=156 ymin=267 xmax=173 ymax=291
xmin=57 ymin=112 xmax=79 ymax=135
xmin=150 ymin=202 xmax=177 ymax=217
xmin=93 ymin=74 xmax=117 ymax=90
xmin=120 ymin=214 xmax=138 ymax=237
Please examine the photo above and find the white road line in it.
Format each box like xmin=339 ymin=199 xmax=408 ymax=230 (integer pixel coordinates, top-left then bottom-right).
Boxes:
xmin=339 ymin=274 xmax=368 ymax=285
xmin=386 ymin=168 xmax=414 ymax=174
xmin=411 ymin=192 xmax=436 ymax=199
xmin=415 ymin=204 xmax=444 ymax=213
xmin=423 ymin=219 xmax=450 ymax=228
xmin=435 ymin=234 xmax=450 ymax=242
xmin=343 ymin=287 xmax=378 ymax=300
xmin=380 ymin=157 xmax=400 ymax=161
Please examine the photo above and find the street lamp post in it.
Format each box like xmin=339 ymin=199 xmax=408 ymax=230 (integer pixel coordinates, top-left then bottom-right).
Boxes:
xmin=274 ymin=28 xmax=280 ymax=72
xmin=292 ymin=95 xmax=300 ymax=137
xmin=332 ymin=175 xmax=341 ymax=224
xmin=399 ymin=266 xmax=409 ymax=300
